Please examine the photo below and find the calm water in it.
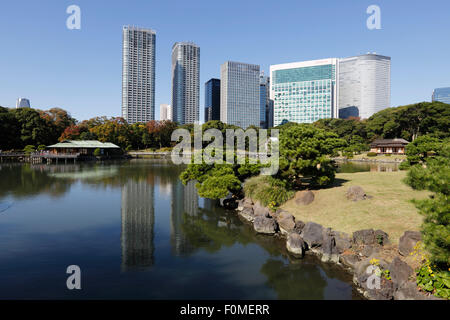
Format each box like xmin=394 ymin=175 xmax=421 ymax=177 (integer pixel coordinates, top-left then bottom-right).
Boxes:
xmin=0 ymin=160 xmax=361 ymax=299
xmin=336 ymin=160 xmax=399 ymax=173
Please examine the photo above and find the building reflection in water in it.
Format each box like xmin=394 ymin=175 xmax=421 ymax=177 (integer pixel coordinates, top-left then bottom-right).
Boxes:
xmin=170 ymin=180 xmax=198 ymax=256
xmin=120 ymin=178 xmax=155 ymax=271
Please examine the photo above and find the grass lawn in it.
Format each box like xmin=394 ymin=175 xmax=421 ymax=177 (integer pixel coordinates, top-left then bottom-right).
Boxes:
xmin=281 ymin=171 xmax=430 ymax=243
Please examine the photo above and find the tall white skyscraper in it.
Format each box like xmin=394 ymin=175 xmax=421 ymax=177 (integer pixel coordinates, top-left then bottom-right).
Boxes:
xmin=122 ymin=26 xmax=156 ymax=124
xmin=171 ymin=42 xmax=200 ymax=125
xmin=338 ymin=53 xmax=391 ymax=119
xmin=160 ymin=104 xmax=172 ymax=121
xmin=221 ymin=61 xmax=260 ymax=129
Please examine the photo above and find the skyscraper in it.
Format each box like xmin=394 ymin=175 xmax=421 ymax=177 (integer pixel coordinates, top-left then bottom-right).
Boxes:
xmin=221 ymin=61 xmax=260 ymax=129
xmin=338 ymin=53 xmax=391 ymax=119
xmin=160 ymin=104 xmax=172 ymax=121
xmin=432 ymin=87 xmax=450 ymax=104
xmin=171 ymin=42 xmax=200 ymax=125
xmin=270 ymin=58 xmax=338 ymax=126
xmin=259 ymin=73 xmax=274 ymax=129
xmin=204 ymin=78 xmax=220 ymax=122
xmin=16 ymin=98 xmax=30 ymax=108
xmin=121 ymin=26 xmax=156 ymax=124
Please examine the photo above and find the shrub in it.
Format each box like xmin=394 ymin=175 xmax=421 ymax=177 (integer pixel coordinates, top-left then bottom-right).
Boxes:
xmin=23 ymin=145 xmax=35 ymax=155
xmin=244 ymin=175 xmax=294 ymax=208
xmin=37 ymin=144 xmax=46 ymax=151
xmin=367 ymin=152 xmax=377 ymax=157
xmin=385 ymin=153 xmax=391 ymax=157
xmin=399 ymin=161 xmax=411 ymax=171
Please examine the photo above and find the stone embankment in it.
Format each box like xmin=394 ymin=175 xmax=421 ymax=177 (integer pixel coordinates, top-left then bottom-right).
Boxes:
xmin=233 ymin=197 xmax=438 ymax=300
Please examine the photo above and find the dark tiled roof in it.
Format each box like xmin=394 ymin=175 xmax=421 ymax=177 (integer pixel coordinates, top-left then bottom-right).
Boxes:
xmin=370 ymin=138 xmax=410 ymax=148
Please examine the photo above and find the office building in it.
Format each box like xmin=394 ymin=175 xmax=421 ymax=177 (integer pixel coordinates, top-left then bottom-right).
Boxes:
xmin=432 ymin=87 xmax=450 ymax=104
xmin=220 ymin=61 xmax=260 ymax=129
xmin=270 ymin=58 xmax=338 ymax=126
xmin=259 ymin=73 xmax=274 ymax=128
xmin=16 ymin=98 xmax=30 ymax=108
xmin=160 ymin=104 xmax=172 ymax=121
xmin=121 ymin=26 xmax=156 ymax=124
xmin=204 ymin=78 xmax=221 ymax=122
xmin=338 ymin=53 xmax=391 ymax=119
xmin=171 ymin=42 xmax=200 ymax=125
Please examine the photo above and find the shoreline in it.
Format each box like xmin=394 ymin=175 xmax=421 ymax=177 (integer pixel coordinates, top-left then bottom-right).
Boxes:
xmin=229 ymin=196 xmax=439 ymax=300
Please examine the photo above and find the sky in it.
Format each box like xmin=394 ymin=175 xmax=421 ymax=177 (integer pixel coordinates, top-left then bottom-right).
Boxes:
xmin=0 ymin=0 xmax=449 ymax=122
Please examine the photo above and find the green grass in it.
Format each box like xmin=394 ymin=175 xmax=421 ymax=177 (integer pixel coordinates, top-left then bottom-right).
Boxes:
xmin=281 ymin=171 xmax=430 ymax=243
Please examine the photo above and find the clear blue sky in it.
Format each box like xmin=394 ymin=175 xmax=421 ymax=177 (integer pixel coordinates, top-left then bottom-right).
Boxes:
xmin=0 ymin=0 xmax=449 ymax=122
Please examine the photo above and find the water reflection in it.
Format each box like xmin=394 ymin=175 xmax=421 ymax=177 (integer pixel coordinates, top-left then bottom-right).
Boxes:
xmin=120 ymin=179 xmax=155 ymax=271
xmin=336 ymin=161 xmax=399 ymax=173
xmin=0 ymin=160 xmax=361 ymax=299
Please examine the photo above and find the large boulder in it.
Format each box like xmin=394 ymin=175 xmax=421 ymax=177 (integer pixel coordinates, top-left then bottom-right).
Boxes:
xmin=295 ymin=190 xmax=315 ymax=206
xmin=253 ymin=216 xmax=278 ymax=235
xmin=334 ymin=231 xmax=352 ymax=253
xmin=286 ymin=233 xmax=306 ymax=257
xmin=398 ymin=231 xmax=422 ymax=256
xmin=393 ymin=281 xmax=439 ymax=300
xmin=353 ymin=254 xmax=394 ymax=300
xmin=253 ymin=201 xmax=270 ymax=217
xmin=300 ymin=222 xmax=324 ymax=249
xmin=346 ymin=186 xmax=370 ymax=201
xmin=238 ymin=207 xmax=255 ymax=222
xmin=353 ymin=229 xmax=376 ymax=246
xmin=388 ymin=257 xmax=413 ymax=290
xmin=340 ymin=253 xmax=360 ymax=269
xmin=277 ymin=211 xmax=296 ymax=235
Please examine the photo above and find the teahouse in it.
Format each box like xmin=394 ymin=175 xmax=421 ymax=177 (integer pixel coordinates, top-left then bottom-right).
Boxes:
xmin=46 ymin=140 xmax=121 ymax=156
xmin=369 ymin=138 xmax=409 ymax=155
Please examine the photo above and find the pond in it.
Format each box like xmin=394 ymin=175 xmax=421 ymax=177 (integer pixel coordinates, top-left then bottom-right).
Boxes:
xmin=336 ymin=160 xmax=400 ymax=173
xmin=0 ymin=160 xmax=362 ymax=299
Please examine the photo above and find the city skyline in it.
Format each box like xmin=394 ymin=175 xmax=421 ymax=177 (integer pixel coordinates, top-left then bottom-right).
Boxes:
xmin=0 ymin=1 xmax=449 ymax=122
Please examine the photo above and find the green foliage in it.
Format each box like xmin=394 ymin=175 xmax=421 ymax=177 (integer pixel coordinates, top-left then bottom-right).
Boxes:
xmin=367 ymin=152 xmax=377 ymax=157
xmin=93 ymin=148 xmax=102 ymax=156
xmin=23 ymin=145 xmax=35 ymax=155
xmin=196 ymin=174 xmax=241 ymax=199
xmin=405 ymin=135 xmax=448 ymax=165
xmin=37 ymin=145 xmax=46 ymax=151
xmin=244 ymin=175 xmax=294 ymax=207
xmin=405 ymin=146 xmax=450 ymax=269
xmin=277 ymin=123 xmax=346 ymax=188
xmin=399 ymin=161 xmax=411 ymax=171
xmin=416 ymin=265 xmax=450 ymax=299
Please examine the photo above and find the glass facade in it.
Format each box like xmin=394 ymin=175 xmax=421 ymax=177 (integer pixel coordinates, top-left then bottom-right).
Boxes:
xmin=204 ymin=78 xmax=220 ymax=122
xmin=271 ymin=62 xmax=336 ymax=126
xmin=432 ymin=87 xmax=450 ymax=104
xmin=220 ymin=62 xmax=260 ymax=129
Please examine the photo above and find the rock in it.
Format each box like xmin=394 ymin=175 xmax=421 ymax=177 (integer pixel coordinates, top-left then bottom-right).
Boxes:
xmin=334 ymin=231 xmax=352 ymax=253
xmin=286 ymin=233 xmax=306 ymax=257
xmin=340 ymin=254 xmax=360 ymax=269
xmin=394 ymin=281 xmax=428 ymax=300
xmin=277 ymin=212 xmax=296 ymax=235
xmin=399 ymin=231 xmax=422 ymax=256
xmin=253 ymin=216 xmax=278 ymax=235
xmin=237 ymin=199 xmax=245 ymax=211
xmin=253 ymin=201 xmax=270 ymax=217
xmin=374 ymin=230 xmax=390 ymax=246
xmin=361 ymin=245 xmax=379 ymax=257
xmin=321 ymin=229 xmax=340 ymax=263
xmin=219 ymin=192 xmax=233 ymax=206
xmin=346 ymin=186 xmax=369 ymax=201
xmin=294 ymin=220 xmax=305 ymax=233
xmin=295 ymin=190 xmax=315 ymax=205
xmin=300 ymin=222 xmax=324 ymax=249
xmin=238 ymin=207 xmax=254 ymax=222
xmin=353 ymin=229 xmax=375 ymax=246
xmin=388 ymin=257 xmax=413 ymax=290
xmin=243 ymin=198 xmax=253 ymax=206
xmin=353 ymin=254 xmax=394 ymax=300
